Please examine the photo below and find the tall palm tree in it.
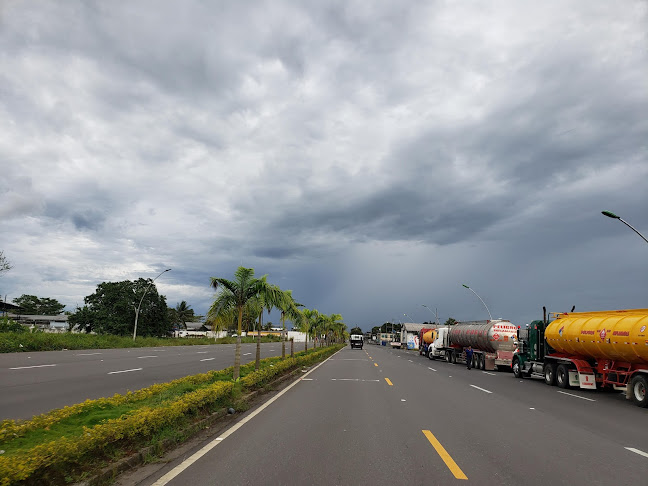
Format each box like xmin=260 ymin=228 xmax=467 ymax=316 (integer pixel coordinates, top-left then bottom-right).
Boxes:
xmin=175 ymin=301 xmax=194 ymax=328
xmin=250 ymin=282 xmax=285 ymax=370
xmin=277 ymin=290 xmax=303 ymax=358
xmin=301 ymin=308 xmax=320 ymax=352
xmin=323 ymin=313 xmax=344 ymax=345
xmin=208 ymin=267 xmax=273 ymax=380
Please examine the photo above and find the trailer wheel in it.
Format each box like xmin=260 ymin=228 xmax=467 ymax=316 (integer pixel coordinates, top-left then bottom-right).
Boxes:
xmin=630 ymin=375 xmax=648 ymax=408
xmin=480 ymin=355 xmax=486 ymax=370
xmin=556 ymin=364 xmax=570 ymax=389
xmin=451 ymin=352 xmax=457 ymax=364
xmin=544 ymin=363 xmax=557 ymax=386
xmin=512 ymin=358 xmax=522 ymax=379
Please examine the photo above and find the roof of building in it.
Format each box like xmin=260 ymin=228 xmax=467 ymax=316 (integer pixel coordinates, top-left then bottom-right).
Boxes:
xmin=185 ymin=321 xmax=208 ymax=331
xmin=401 ymin=323 xmax=429 ymax=332
xmin=8 ymin=313 xmax=68 ymax=322
xmin=0 ymin=301 xmax=22 ymax=311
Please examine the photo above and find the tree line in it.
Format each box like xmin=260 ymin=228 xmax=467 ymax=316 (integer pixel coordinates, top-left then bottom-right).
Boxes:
xmin=207 ymin=266 xmax=348 ymax=379
xmin=3 ymin=264 xmax=349 ymax=380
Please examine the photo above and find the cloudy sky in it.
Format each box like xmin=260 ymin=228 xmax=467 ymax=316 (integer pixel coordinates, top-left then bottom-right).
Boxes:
xmin=1 ymin=1 xmax=647 ymax=331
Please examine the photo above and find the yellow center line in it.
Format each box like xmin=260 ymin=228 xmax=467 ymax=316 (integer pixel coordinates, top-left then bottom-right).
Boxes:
xmin=374 ymin=363 xmax=378 ymax=367
xmin=385 ymin=378 xmax=393 ymax=386
xmin=422 ymin=430 xmax=468 ymax=480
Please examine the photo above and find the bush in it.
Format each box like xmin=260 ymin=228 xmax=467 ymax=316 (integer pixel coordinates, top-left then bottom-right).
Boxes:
xmin=0 ymin=318 xmax=27 ymax=334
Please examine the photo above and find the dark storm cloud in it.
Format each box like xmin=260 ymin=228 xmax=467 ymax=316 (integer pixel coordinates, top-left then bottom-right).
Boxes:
xmin=0 ymin=1 xmax=646 ymax=330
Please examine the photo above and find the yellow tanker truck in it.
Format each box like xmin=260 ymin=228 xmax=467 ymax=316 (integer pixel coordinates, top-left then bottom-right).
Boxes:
xmin=513 ymin=308 xmax=648 ymax=407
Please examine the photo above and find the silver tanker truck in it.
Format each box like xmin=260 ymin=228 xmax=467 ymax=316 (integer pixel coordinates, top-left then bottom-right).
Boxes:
xmin=427 ymin=319 xmax=518 ymax=371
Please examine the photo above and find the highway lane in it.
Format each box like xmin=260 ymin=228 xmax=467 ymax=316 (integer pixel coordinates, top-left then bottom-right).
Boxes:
xmin=0 ymin=342 xmax=288 ymax=420
xmin=136 ymin=344 xmax=648 ymax=486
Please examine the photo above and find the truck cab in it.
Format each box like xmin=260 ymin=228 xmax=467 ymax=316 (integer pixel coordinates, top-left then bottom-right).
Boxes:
xmin=350 ymin=334 xmax=364 ymax=349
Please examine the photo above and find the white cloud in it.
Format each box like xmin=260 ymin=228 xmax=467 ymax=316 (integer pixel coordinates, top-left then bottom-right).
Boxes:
xmin=1 ymin=0 xmax=646 ymax=329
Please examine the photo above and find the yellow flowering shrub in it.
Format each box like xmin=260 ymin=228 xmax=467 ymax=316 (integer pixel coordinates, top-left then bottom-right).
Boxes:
xmin=0 ymin=367 xmax=234 ymax=443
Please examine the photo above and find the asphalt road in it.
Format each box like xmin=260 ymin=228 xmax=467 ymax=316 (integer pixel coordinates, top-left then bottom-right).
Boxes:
xmin=135 ymin=343 xmax=648 ymax=486
xmin=0 ymin=342 xmax=293 ymax=420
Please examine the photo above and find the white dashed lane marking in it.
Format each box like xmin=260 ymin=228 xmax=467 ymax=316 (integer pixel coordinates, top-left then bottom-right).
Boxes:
xmin=108 ymin=368 xmax=142 ymax=375
xmin=10 ymin=364 xmax=56 ymax=370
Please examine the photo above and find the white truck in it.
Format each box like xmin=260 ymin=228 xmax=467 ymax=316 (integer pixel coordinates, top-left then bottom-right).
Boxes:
xmin=349 ymin=334 xmax=364 ymax=349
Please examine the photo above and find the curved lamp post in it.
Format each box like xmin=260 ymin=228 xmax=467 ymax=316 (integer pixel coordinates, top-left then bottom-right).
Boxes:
xmin=422 ymin=304 xmax=440 ymax=325
xmin=403 ymin=313 xmax=414 ymax=323
xmin=133 ymin=268 xmax=171 ymax=341
xmin=461 ymin=284 xmax=492 ymax=320
xmin=602 ymin=210 xmax=648 ymax=245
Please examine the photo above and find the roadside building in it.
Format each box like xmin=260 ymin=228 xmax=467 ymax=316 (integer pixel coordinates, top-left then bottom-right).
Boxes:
xmin=400 ymin=323 xmax=429 ymax=350
xmin=6 ymin=313 xmax=69 ymax=332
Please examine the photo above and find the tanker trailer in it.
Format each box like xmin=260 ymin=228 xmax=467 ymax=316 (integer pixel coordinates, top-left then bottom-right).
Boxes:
xmin=513 ymin=308 xmax=648 ymax=408
xmin=428 ymin=320 xmax=517 ymax=370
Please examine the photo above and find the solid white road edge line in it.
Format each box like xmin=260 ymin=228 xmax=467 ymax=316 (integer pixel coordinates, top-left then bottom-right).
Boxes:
xmin=625 ymin=447 xmax=648 ymax=459
xmin=557 ymin=390 xmax=596 ymax=402
xmin=470 ymin=385 xmax=493 ymax=394
xmin=151 ymin=347 xmax=344 ymax=486
xmin=107 ymin=368 xmax=143 ymax=374
xmin=9 ymin=364 xmax=56 ymax=370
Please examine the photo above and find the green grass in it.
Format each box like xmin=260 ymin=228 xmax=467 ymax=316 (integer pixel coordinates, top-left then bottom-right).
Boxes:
xmin=0 ymin=331 xmax=282 ymax=353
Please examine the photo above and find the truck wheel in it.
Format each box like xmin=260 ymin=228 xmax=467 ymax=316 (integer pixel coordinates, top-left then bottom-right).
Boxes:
xmin=630 ymin=375 xmax=648 ymax=408
xmin=445 ymin=352 xmax=451 ymax=363
xmin=544 ymin=363 xmax=557 ymax=386
xmin=556 ymin=364 xmax=570 ymax=389
xmin=480 ymin=355 xmax=486 ymax=370
xmin=428 ymin=352 xmax=435 ymax=361
xmin=512 ymin=358 xmax=522 ymax=379
xmin=452 ymin=352 xmax=457 ymax=364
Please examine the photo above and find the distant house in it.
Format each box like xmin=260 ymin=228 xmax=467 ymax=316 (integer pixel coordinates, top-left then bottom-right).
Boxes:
xmin=174 ymin=321 xmax=210 ymax=338
xmin=400 ymin=323 xmax=429 ymax=350
xmin=0 ymin=301 xmax=22 ymax=314
xmin=6 ymin=313 xmax=69 ymax=332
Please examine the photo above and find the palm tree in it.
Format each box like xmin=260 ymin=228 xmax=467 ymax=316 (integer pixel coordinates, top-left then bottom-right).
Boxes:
xmin=250 ymin=282 xmax=284 ymax=370
xmin=277 ymin=290 xmax=303 ymax=358
xmin=208 ymin=267 xmax=274 ymax=380
xmin=175 ymin=301 xmax=194 ymax=328
xmin=300 ymin=308 xmax=321 ymax=352
xmin=324 ymin=313 xmax=345 ymax=345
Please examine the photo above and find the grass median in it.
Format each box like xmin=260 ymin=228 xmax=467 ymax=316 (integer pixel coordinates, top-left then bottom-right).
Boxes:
xmin=0 ymin=331 xmax=282 ymax=353
xmin=0 ymin=344 xmax=343 ymax=486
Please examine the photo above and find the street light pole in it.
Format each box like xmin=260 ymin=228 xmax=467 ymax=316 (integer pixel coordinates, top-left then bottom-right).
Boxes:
xmin=133 ymin=268 xmax=171 ymax=341
xmin=462 ymin=284 xmax=492 ymax=320
xmin=403 ymin=313 xmax=413 ymax=323
xmin=602 ymin=210 xmax=648 ymax=245
xmin=421 ymin=304 xmax=440 ymax=325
